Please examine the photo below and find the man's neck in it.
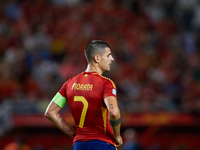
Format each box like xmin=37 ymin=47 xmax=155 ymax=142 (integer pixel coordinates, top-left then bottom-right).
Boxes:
xmin=85 ymin=63 xmax=103 ymax=75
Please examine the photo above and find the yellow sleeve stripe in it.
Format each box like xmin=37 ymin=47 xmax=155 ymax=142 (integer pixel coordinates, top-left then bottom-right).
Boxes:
xmin=98 ymin=75 xmax=116 ymax=89
xmin=107 ymin=78 xmax=116 ymax=89
xmin=102 ymin=107 xmax=107 ymax=133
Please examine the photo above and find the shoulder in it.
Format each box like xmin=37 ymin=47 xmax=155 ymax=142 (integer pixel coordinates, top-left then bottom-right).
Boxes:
xmin=97 ymin=75 xmax=116 ymax=89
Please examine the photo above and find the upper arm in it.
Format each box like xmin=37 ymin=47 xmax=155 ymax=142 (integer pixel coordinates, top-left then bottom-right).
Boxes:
xmin=45 ymin=101 xmax=62 ymax=117
xmin=45 ymin=92 xmax=68 ymax=116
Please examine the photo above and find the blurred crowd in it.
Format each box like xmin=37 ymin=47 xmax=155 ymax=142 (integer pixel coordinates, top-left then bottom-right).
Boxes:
xmin=1 ymin=0 xmax=200 ymax=115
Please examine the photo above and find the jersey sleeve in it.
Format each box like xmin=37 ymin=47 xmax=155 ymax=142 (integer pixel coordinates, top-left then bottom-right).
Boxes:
xmin=103 ymin=79 xmax=117 ymax=99
xmin=52 ymin=81 xmax=68 ymax=108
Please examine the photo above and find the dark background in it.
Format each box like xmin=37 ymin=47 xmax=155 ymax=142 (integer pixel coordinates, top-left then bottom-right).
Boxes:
xmin=1 ymin=0 xmax=200 ymax=149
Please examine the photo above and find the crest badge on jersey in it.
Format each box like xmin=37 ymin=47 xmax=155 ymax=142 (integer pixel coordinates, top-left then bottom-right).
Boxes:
xmin=112 ymin=89 xmax=117 ymax=95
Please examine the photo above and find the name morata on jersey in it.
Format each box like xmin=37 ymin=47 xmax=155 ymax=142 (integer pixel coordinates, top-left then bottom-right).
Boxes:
xmin=57 ymin=72 xmax=117 ymax=146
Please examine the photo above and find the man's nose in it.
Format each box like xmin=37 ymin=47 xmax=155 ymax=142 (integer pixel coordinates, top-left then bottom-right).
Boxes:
xmin=111 ymin=56 xmax=114 ymax=61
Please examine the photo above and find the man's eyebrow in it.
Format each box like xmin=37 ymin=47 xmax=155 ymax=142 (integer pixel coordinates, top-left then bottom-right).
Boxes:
xmin=107 ymin=53 xmax=112 ymax=56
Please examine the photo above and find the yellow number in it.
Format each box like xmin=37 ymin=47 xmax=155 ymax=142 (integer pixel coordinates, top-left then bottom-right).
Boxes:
xmin=74 ymin=96 xmax=88 ymax=128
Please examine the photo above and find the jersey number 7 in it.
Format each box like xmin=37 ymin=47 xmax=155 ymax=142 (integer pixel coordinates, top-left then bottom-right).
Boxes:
xmin=74 ymin=96 xmax=88 ymax=128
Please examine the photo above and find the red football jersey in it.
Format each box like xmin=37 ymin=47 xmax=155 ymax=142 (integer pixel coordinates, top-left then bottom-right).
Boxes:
xmin=59 ymin=72 xmax=117 ymax=146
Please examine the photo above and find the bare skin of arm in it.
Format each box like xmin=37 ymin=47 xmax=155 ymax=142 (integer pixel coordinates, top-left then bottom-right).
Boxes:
xmin=104 ymin=96 xmax=123 ymax=147
xmin=44 ymin=101 xmax=76 ymax=138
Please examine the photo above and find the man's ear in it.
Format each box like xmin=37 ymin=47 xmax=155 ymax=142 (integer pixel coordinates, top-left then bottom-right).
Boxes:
xmin=94 ymin=55 xmax=100 ymax=63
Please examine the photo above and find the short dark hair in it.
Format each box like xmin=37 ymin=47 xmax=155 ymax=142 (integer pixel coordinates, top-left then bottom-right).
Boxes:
xmin=84 ymin=40 xmax=110 ymax=63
